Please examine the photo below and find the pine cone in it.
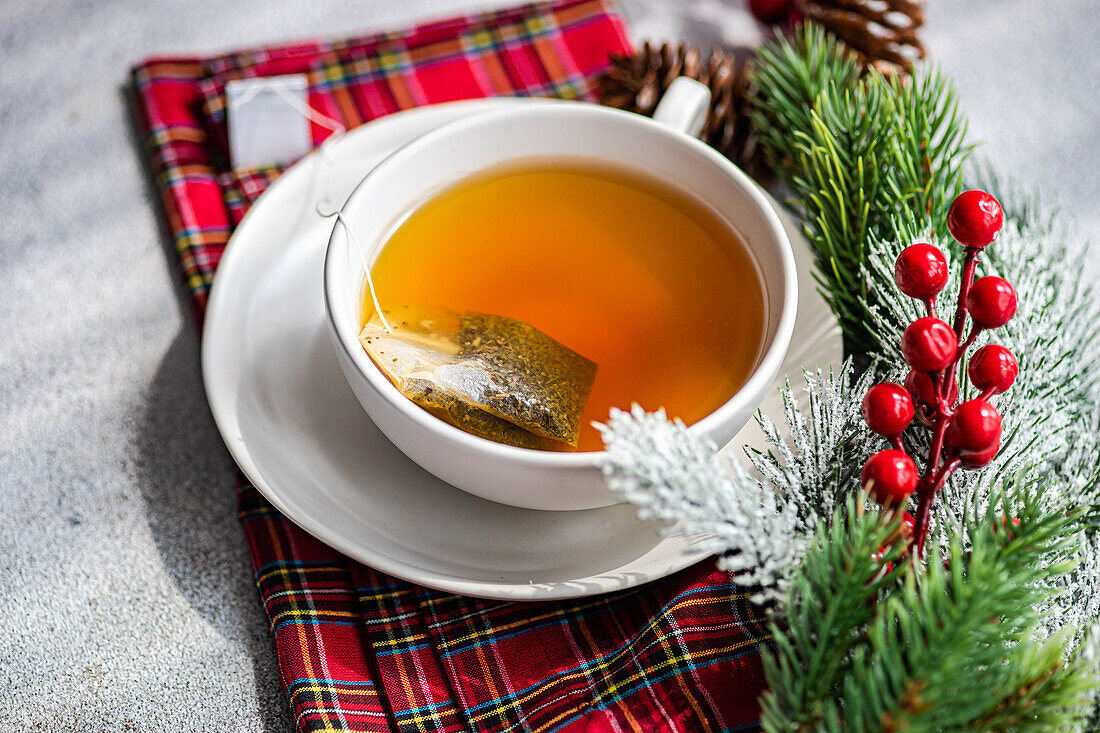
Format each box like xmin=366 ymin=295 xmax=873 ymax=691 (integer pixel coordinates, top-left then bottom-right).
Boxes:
xmin=598 ymin=42 xmax=767 ymax=179
xmin=796 ymin=0 xmax=926 ymax=73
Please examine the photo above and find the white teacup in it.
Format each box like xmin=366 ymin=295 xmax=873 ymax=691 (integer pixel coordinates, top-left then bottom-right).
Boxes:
xmin=324 ymin=86 xmax=797 ymax=511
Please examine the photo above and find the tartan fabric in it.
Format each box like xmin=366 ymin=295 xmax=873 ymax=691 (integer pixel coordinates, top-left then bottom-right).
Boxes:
xmin=131 ymin=1 xmax=770 ymax=730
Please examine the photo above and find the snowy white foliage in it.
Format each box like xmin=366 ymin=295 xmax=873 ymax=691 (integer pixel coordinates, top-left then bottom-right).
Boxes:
xmin=597 ymin=405 xmax=805 ymax=606
xmin=597 ymin=365 xmax=877 ymax=607
xmin=747 ymin=365 xmax=879 ymax=524
xmin=1049 ymin=532 xmax=1100 ymax=647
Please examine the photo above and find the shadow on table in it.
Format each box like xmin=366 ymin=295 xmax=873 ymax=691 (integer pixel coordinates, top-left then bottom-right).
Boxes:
xmin=124 ymin=82 xmax=291 ymax=733
xmin=133 ymin=328 xmax=293 ymax=733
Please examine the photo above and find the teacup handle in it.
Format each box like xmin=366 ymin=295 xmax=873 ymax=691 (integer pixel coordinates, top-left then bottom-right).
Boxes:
xmin=651 ymin=76 xmax=712 ymax=138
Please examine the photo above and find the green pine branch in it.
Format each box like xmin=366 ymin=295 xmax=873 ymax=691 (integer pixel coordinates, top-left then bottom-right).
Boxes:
xmin=749 ymin=24 xmax=971 ymax=353
xmin=758 ymin=496 xmax=905 ymax=731
xmin=760 ymin=482 xmax=1097 ymax=732
xmin=844 ymin=482 xmax=1094 ymax=732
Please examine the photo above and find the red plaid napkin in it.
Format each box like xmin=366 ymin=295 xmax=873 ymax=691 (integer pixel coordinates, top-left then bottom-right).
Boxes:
xmin=131 ymin=1 xmax=769 ymax=730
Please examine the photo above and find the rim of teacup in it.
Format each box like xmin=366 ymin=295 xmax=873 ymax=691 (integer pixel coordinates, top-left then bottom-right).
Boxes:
xmin=323 ymin=100 xmax=797 ymax=468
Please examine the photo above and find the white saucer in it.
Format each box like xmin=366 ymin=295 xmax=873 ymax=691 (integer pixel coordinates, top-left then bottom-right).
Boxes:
xmin=201 ymin=98 xmax=842 ymax=600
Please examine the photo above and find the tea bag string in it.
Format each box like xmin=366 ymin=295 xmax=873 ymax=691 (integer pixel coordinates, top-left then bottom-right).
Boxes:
xmin=318 ymin=207 xmax=394 ymax=333
xmin=228 ymin=78 xmax=394 ymax=334
xmin=311 ymin=131 xmax=394 ymax=335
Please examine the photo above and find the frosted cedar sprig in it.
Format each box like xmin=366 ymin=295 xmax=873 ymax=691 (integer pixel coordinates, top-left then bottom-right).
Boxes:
xmin=596 ymin=405 xmax=807 ymax=606
xmin=858 ymin=189 xmax=1018 ymax=556
xmin=597 ymin=364 xmax=880 ymax=608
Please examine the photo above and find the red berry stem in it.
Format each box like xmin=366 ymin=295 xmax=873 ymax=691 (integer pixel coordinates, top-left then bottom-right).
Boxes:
xmin=930 ymin=457 xmax=961 ymax=496
xmin=951 ymin=248 xmax=982 ymax=338
xmin=939 ymin=247 xmax=982 ymax=415
xmin=913 ymin=456 xmax=963 ymax=555
xmin=929 ymin=373 xmax=950 ymax=416
xmin=912 ymin=488 xmax=935 ymax=557
xmin=957 ymin=324 xmax=982 ymax=359
xmin=912 ymin=407 xmax=951 ymax=556
xmin=943 ymin=323 xmax=984 ymax=405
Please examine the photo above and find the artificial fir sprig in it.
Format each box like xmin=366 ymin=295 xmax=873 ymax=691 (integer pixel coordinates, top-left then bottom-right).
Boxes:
xmin=759 ymin=484 xmax=1096 ymax=732
xmin=865 ymin=196 xmax=1100 ymax=678
xmin=600 ymin=372 xmax=1100 ymax=726
xmin=837 ymin=486 xmax=1095 ymax=731
xmin=758 ymin=495 xmax=905 ymax=731
xmin=598 ymin=365 xmax=893 ymax=607
xmin=751 ymin=11 xmax=1100 ymax=619
xmin=753 ymin=26 xmax=1100 ymax=721
xmin=754 ymin=24 xmax=1100 ymax=725
xmin=599 ymin=405 xmax=807 ymax=606
xmin=750 ymin=23 xmax=970 ymax=353
xmin=747 ymin=363 xmax=878 ymax=526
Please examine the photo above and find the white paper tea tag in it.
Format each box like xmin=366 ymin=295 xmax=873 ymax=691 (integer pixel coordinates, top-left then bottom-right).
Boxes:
xmin=226 ymin=74 xmax=313 ymax=169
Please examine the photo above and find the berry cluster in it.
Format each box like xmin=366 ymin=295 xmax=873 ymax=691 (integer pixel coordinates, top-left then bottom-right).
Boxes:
xmin=860 ymin=190 xmax=1018 ymax=556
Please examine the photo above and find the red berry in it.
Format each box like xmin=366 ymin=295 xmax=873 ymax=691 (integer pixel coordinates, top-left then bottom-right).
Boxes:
xmin=946 ymin=398 xmax=1002 ymax=455
xmin=894 ymin=243 xmax=949 ymax=299
xmin=947 ymin=189 xmax=1004 ymax=248
xmin=862 ymin=383 xmax=915 ymax=436
xmin=861 ymin=450 xmax=919 ymax=506
xmin=958 ymin=437 xmax=999 ymax=470
xmin=884 ymin=511 xmax=917 ymax=547
xmin=968 ymin=344 xmax=1018 ymax=395
xmin=901 ymin=317 xmax=958 ymax=372
xmin=967 ymin=277 xmax=1017 ymax=329
xmin=904 ymin=369 xmax=958 ymax=408
xmin=900 ymin=512 xmax=916 ymax=538
xmin=904 ymin=369 xmax=933 ymax=405
xmin=748 ymin=0 xmax=791 ymax=23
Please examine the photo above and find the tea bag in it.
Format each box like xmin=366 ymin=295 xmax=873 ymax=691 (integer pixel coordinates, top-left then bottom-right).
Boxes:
xmin=359 ymin=305 xmax=597 ymax=449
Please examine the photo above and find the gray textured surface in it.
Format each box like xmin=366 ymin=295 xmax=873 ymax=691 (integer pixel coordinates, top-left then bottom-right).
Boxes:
xmin=0 ymin=1 xmax=1096 ymax=730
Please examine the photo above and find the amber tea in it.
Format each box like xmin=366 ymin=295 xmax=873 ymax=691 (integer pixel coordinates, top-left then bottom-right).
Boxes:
xmin=362 ymin=159 xmax=767 ymax=451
